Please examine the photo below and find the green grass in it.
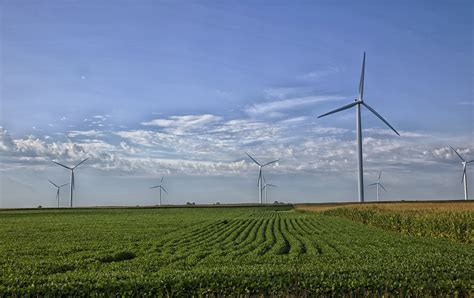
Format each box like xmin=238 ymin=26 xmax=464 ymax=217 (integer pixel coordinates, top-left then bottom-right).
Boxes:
xmin=0 ymin=206 xmax=473 ymax=296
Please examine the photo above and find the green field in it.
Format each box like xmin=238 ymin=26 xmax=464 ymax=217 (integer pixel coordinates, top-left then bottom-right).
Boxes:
xmin=1 ymin=205 xmax=473 ymax=296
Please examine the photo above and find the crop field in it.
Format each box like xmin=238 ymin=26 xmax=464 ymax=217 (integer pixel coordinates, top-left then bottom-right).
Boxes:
xmin=298 ymin=201 xmax=474 ymax=243
xmin=1 ymin=205 xmax=473 ymax=296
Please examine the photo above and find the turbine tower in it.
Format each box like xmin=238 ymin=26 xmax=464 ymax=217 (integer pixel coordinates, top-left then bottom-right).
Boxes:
xmin=368 ymin=171 xmax=386 ymax=202
xmin=450 ymin=146 xmax=473 ymax=200
xmin=262 ymin=176 xmax=277 ymax=204
xmin=317 ymin=52 xmax=400 ymax=203
xmin=246 ymin=153 xmax=279 ymax=204
xmin=48 ymin=180 xmax=69 ymax=208
xmin=150 ymin=176 xmax=168 ymax=206
xmin=52 ymin=158 xmax=89 ymax=207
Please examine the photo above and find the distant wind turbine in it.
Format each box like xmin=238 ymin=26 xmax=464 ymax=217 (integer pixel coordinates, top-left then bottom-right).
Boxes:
xmin=246 ymin=153 xmax=279 ymax=204
xmin=317 ymin=52 xmax=400 ymax=203
xmin=368 ymin=171 xmax=386 ymax=202
xmin=150 ymin=176 xmax=168 ymax=206
xmin=262 ymin=176 xmax=277 ymax=204
xmin=450 ymin=146 xmax=473 ymax=200
xmin=48 ymin=180 xmax=69 ymax=208
xmin=51 ymin=158 xmax=89 ymax=207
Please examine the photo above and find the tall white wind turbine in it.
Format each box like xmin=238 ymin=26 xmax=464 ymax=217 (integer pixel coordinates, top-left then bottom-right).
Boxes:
xmin=150 ymin=176 xmax=168 ymax=206
xmin=368 ymin=171 xmax=386 ymax=202
xmin=48 ymin=180 xmax=69 ymax=208
xmin=246 ymin=153 xmax=279 ymax=204
xmin=262 ymin=176 xmax=277 ymax=204
xmin=450 ymin=146 xmax=473 ymax=200
xmin=317 ymin=52 xmax=400 ymax=203
xmin=52 ymin=158 xmax=89 ymax=207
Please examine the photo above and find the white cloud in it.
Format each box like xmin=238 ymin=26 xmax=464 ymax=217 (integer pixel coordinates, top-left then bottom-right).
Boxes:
xmin=430 ymin=146 xmax=472 ymax=162
xmin=312 ymin=126 xmax=349 ymax=135
xmin=1 ymin=107 xmax=473 ymax=179
xmin=141 ymin=114 xmax=222 ymax=135
xmin=67 ymin=130 xmax=105 ymax=138
xmin=279 ymin=117 xmax=308 ymax=124
xmin=0 ymin=127 xmax=14 ymax=151
xmin=244 ymin=95 xmax=344 ymax=116
xmin=363 ymin=128 xmax=429 ymax=138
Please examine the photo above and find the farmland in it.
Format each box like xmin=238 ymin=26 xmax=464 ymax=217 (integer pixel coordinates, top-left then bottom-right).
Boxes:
xmin=0 ymin=205 xmax=473 ymax=296
xmin=298 ymin=201 xmax=474 ymax=243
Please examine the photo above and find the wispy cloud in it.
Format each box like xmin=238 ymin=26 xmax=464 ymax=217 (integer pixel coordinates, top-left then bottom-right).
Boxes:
xmin=298 ymin=66 xmax=342 ymax=81
xmin=1 ymin=110 xmax=472 ymax=177
xmin=363 ymin=128 xmax=429 ymax=138
xmin=244 ymin=95 xmax=344 ymax=116
xmin=141 ymin=114 xmax=222 ymax=135
xmin=68 ymin=130 xmax=105 ymax=138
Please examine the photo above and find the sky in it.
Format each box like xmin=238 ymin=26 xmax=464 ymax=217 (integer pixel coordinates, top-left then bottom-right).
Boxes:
xmin=0 ymin=0 xmax=473 ymax=208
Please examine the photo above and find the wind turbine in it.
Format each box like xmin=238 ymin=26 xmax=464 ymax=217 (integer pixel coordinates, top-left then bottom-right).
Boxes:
xmin=450 ymin=146 xmax=473 ymax=200
xmin=368 ymin=171 xmax=386 ymax=202
xmin=150 ymin=176 xmax=168 ymax=206
xmin=246 ymin=153 xmax=279 ymax=204
xmin=317 ymin=52 xmax=400 ymax=203
xmin=51 ymin=158 xmax=89 ymax=207
xmin=48 ymin=180 xmax=69 ymax=208
xmin=262 ymin=176 xmax=277 ymax=204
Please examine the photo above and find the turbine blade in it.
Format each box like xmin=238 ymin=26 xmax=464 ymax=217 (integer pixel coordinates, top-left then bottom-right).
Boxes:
xmin=246 ymin=152 xmax=261 ymax=166
xmin=267 ymin=184 xmax=277 ymax=187
xmin=449 ymin=146 xmax=465 ymax=162
xmin=52 ymin=161 xmax=72 ymax=170
xmin=73 ymin=157 xmax=89 ymax=169
xmin=49 ymin=180 xmax=59 ymax=188
xmin=263 ymin=159 xmax=279 ymax=167
xmin=161 ymin=186 xmax=168 ymax=194
xmin=378 ymin=170 xmax=382 ymax=180
xmin=362 ymin=102 xmax=400 ymax=136
xmin=367 ymin=183 xmax=377 ymax=186
xmin=380 ymin=184 xmax=387 ymax=192
xmin=59 ymin=183 xmax=69 ymax=188
xmin=149 ymin=185 xmax=160 ymax=189
xmin=359 ymin=52 xmax=366 ymax=101
xmin=317 ymin=102 xmax=358 ymax=118
xmin=71 ymin=172 xmax=75 ymax=190
xmin=161 ymin=176 xmax=164 ymax=183
xmin=468 ymin=160 xmax=474 ymax=164
xmin=258 ymin=168 xmax=262 ymax=186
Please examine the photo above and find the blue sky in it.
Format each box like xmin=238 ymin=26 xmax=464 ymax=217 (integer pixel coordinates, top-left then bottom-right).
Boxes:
xmin=1 ymin=0 xmax=473 ymax=207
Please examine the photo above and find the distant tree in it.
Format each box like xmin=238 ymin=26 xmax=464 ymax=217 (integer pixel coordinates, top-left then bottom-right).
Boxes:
xmin=37 ymin=205 xmax=42 ymax=209
xmin=215 ymin=202 xmax=221 ymax=205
